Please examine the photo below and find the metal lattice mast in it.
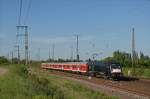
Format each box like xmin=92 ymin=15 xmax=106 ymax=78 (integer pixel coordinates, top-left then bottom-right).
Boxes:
xmin=16 ymin=26 xmax=29 ymax=65
xmin=132 ymin=28 xmax=135 ymax=66
xmin=25 ymin=26 xmax=28 ymax=65
xmin=75 ymin=35 xmax=79 ymax=62
xmin=16 ymin=27 xmax=20 ymax=64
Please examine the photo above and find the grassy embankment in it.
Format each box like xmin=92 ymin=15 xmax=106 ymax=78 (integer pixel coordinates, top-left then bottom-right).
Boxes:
xmin=0 ymin=64 xmax=118 ymax=99
xmin=122 ymin=67 xmax=150 ymax=78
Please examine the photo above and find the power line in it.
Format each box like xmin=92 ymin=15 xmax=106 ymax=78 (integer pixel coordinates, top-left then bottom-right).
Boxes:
xmin=24 ymin=0 xmax=32 ymax=25
xmin=18 ymin=0 xmax=23 ymax=25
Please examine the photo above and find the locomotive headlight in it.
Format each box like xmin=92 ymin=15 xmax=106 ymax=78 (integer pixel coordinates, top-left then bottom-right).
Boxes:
xmin=111 ymin=69 xmax=121 ymax=73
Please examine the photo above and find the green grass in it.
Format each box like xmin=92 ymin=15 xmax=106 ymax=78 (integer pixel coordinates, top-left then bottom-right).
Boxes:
xmin=123 ymin=67 xmax=150 ymax=78
xmin=0 ymin=64 xmax=118 ymax=99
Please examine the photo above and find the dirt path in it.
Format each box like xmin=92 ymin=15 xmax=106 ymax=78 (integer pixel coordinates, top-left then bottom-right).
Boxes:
xmin=0 ymin=67 xmax=9 ymax=76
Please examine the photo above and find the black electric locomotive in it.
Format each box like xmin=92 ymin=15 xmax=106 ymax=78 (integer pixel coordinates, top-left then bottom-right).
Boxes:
xmin=87 ymin=61 xmax=123 ymax=79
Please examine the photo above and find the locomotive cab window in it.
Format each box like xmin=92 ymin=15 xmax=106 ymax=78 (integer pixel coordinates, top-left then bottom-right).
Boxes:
xmin=111 ymin=64 xmax=121 ymax=69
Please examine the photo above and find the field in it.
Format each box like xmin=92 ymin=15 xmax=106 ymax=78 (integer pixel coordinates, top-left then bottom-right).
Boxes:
xmin=0 ymin=64 xmax=118 ymax=99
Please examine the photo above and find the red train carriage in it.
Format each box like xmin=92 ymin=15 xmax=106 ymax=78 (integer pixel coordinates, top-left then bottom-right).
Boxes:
xmin=41 ymin=62 xmax=89 ymax=73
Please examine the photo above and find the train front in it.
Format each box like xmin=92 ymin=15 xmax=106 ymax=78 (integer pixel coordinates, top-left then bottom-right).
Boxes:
xmin=110 ymin=63 xmax=123 ymax=79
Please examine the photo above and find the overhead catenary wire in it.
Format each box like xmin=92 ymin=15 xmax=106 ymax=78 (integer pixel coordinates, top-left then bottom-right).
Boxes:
xmin=18 ymin=0 xmax=23 ymax=25
xmin=24 ymin=0 xmax=32 ymax=25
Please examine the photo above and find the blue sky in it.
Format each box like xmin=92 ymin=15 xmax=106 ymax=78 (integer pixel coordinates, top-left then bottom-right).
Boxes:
xmin=0 ymin=0 xmax=150 ymax=60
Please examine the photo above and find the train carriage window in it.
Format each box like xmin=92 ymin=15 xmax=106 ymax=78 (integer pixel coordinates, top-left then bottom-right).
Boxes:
xmin=73 ymin=65 xmax=76 ymax=68
xmin=78 ymin=65 xmax=80 ymax=68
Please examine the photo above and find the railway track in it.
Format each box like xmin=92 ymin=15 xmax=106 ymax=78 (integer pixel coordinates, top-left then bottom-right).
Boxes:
xmin=47 ymin=70 xmax=150 ymax=98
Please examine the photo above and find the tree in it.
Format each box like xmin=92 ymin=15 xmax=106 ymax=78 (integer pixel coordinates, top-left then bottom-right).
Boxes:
xmin=112 ymin=50 xmax=132 ymax=67
xmin=103 ymin=50 xmax=150 ymax=68
xmin=0 ymin=56 xmax=9 ymax=64
xmin=102 ymin=57 xmax=117 ymax=62
xmin=138 ymin=52 xmax=150 ymax=67
xmin=12 ymin=58 xmax=19 ymax=64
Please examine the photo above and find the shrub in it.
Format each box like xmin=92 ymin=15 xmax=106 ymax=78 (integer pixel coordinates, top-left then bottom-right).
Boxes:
xmin=11 ymin=65 xmax=28 ymax=78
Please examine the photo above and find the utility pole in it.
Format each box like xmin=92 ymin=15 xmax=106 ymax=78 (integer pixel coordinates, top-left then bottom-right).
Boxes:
xmin=70 ymin=36 xmax=74 ymax=61
xmin=75 ymin=35 xmax=79 ymax=62
xmin=28 ymin=51 xmax=30 ymax=64
xmin=92 ymin=43 xmax=95 ymax=60
xmin=49 ymin=48 xmax=51 ymax=61
xmin=132 ymin=28 xmax=136 ymax=75
xmin=15 ymin=45 xmax=20 ymax=64
xmin=16 ymin=27 xmax=20 ymax=64
xmin=52 ymin=44 xmax=55 ymax=61
xmin=16 ymin=26 xmax=29 ymax=65
xmin=25 ymin=26 xmax=28 ymax=65
xmin=15 ymin=0 xmax=30 ymax=65
xmin=7 ymin=53 xmax=10 ymax=60
xmin=11 ymin=51 xmax=14 ymax=64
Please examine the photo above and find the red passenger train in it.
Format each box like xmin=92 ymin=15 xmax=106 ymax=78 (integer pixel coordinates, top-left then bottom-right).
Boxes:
xmin=41 ymin=61 xmax=123 ymax=79
xmin=41 ymin=62 xmax=89 ymax=73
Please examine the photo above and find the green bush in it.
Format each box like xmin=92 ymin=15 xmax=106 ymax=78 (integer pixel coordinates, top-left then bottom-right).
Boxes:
xmin=32 ymin=95 xmax=52 ymax=99
xmin=0 ymin=64 xmax=118 ymax=99
xmin=123 ymin=67 xmax=150 ymax=77
xmin=10 ymin=65 xmax=28 ymax=78
xmin=0 ymin=56 xmax=9 ymax=64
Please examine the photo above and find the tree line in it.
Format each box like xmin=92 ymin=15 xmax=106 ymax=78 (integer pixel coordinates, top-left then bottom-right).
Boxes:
xmin=103 ymin=50 xmax=150 ymax=68
xmin=0 ymin=50 xmax=150 ymax=68
xmin=0 ymin=56 xmax=9 ymax=64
